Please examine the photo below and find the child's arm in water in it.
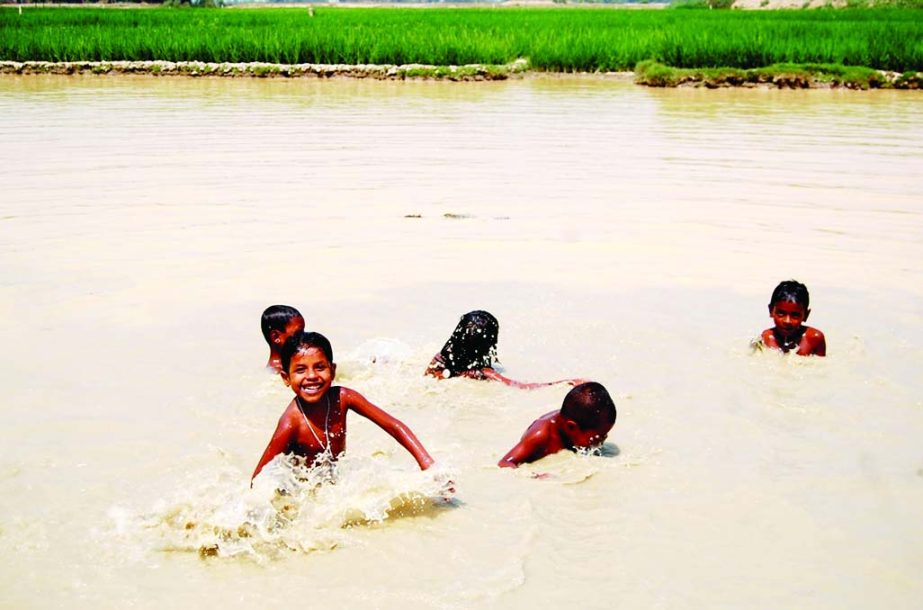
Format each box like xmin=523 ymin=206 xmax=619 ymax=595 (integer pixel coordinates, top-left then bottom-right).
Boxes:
xmin=498 ymin=415 xmax=559 ymax=468
xmin=340 ymin=387 xmax=435 ymax=470
xmin=480 ymin=368 xmax=586 ymax=390
xmin=251 ymin=405 xmax=297 ymax=482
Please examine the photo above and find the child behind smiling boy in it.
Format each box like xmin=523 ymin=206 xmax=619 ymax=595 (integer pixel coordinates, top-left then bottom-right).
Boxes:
xmin=760 ymin=280 xmax=826 ymax=357
xmin=498 ymin=382 xmax=616 ymax=468
xmin=261 ymin=305 xmax=305 ymax=373
xmin=425 ymin=310 xmax=585 ymax=389
xmin=252 ymin=331 xmax=436 ymax=482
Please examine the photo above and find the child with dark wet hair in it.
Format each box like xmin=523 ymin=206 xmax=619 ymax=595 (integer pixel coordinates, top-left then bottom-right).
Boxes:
xmin=424 ymin=310 xmax=585 ymax=389
xmin=261 ymin=305 xmax=305 ymax=372
xmin=760 ymin=280 xmax=826 ymax=356
xmin=498 ymin=382 xmax=616 ymax=468
xmin=252 ymin=331 xmax=437 ymax=482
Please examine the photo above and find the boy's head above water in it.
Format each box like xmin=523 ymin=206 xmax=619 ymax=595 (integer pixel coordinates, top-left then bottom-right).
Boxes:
xmin=767 ymin=280 xmax=810 ymax=334
xmin=560 ymin=382 xmax=617 ymax=449
xmin=280 ymin=331 xmax=336 ymax=403
xmin=769 ymin=280 xmax=810 ymax=311
xmin=761 ymin=279 xmax=826 ymax=356
xmin=261 ymin=305 xmax=305 ymax=349
xmin=440 ymin=310 xmax=499 ymax=374
xmin=497 ymin=381 xmax=616 ymax=468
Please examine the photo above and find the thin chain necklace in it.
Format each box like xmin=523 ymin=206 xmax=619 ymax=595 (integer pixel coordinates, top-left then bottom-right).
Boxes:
xmin=296 ymin=393 xmax=331 ymax=455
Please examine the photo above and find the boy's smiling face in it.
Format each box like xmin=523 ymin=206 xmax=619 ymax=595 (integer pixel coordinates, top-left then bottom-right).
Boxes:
xmin=769 ymin=300 xmax=809 ymax=338
xmin=281 ymin=346 xmax=336 ymax=404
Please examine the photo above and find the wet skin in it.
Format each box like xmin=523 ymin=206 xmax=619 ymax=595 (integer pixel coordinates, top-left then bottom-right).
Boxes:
xmin=266 ymin=315 xmax=306 ymax=372
xmin=761 ymin=300 xmax=826 ymax=356
xmin=252 ymin=347 xmax=435 ymax=481
xmin=425 ymin=353 xmax=585 ymax=389
xmin=498 ymin=410 xmax=612 ymax=468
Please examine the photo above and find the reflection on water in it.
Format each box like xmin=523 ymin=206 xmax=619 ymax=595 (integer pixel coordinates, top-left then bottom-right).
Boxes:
xmin=0 ymin=75 xmax=922 ymax=610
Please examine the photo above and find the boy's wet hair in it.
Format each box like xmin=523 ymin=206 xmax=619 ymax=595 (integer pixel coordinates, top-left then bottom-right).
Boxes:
xmin=280 ymin=331 xmax=333 ymax=373
xmin=561 ymin=382 xmax=616 ymax=431
xmin=261 ymin=305 xmax=303 ymax=343
xmin=769 ymin=280 xmax=810 ymax=309
xmin=439 ymin=310 xmax=499 ymax=375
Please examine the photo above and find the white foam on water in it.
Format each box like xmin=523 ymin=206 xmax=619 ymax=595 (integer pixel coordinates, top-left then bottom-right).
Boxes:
xmin=111 ymin=454 xmax=455 ymax=563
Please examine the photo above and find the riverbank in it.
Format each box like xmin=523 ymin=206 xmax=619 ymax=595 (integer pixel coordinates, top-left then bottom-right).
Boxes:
xmin=3 ymin=59 xmax=922 ymax=89
xmin=0 ymin=59 xmax=529 ymax=80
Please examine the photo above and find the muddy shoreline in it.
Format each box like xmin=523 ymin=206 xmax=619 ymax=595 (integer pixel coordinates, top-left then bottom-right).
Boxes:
xmin=0 ymin=59 xmax=530 ymax=81
xmin=1 ymin=59 xmax=920 ymax=89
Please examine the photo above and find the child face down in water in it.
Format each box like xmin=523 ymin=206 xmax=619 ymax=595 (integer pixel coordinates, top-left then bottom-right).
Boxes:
xmin=261 ymin=305 xmax=305 ymax=373
xmin=498 ymin=382 xmax=616 ymax=468
xmin=760 ymin=281 xmax=826 ymax=357
xmin=425 ymin=310 xmax=585 ymax=389
xmin=252 ymin=331 xmax=436 ymax=482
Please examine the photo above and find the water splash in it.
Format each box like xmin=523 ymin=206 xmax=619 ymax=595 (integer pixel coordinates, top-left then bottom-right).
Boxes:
xmin=118 ymin=454 xmax=455 ymax=562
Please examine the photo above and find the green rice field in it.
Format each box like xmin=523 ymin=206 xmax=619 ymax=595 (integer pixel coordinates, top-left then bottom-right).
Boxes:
xmin=1 ymin=7 xmax=921 ymax=72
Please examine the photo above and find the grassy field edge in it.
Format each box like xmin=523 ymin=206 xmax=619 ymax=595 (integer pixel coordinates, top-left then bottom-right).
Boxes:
xmin=634 ymin=59 xmax=923 ymax=88
xmin=4 ymin=58 xmax=922 ymax=89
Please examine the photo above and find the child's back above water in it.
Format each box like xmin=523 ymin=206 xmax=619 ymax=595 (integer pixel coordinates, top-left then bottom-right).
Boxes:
xmin=498 ymin=382 xmax=616 ymax=468
xmin=759 ymin=280 xmax=826 ymax=357
xmin=424 ymin=310 xmax=584 ymax=389
xmin=252 ymin=331 xmax=436 ymax=482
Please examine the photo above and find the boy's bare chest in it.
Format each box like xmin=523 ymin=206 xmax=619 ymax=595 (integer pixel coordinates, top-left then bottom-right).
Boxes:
xmin=292 ymin=402 xmax=348 ymax=457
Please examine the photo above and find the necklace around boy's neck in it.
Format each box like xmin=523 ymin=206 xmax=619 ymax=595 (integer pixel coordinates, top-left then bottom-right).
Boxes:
xmin=296 ymin=393 xmax=332 ymax=453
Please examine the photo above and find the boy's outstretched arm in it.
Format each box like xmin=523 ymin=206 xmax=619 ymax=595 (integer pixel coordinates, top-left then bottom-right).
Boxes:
xmin=342 ymin=388 xmax=435 ymax=470
xmin=480 ymin=368 xmax=586 ymax=390
xmin=251 ymin=411 xmax=296 ymax=482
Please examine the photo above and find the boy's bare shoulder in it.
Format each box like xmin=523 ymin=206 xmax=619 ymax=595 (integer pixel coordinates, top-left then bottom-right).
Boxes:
xmin=337 ymin=385 xmax=354 ymax=401
xmin=524 ymin=411 xmax=559 ymax=437
xmin=804 ymin=326 xmax=826 ymax=355
xmin=337 ymin=386 xmax=372 ymax=411
xmin=805 ymin=326 xmax=825 ymax=340
xmin=278 ymin=399 xmax=303 ymax=422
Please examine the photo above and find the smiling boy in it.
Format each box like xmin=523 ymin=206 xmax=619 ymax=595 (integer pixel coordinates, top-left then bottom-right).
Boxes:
xmin=251 ymin=331 xmax=436 ymax=482
xmin=760 ymin=280 xmax=826 ymax=357
xmin=498 ymin=382 xmax=616 ymax=468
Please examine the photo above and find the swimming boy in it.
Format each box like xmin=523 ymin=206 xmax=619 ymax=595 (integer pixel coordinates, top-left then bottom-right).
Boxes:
xmin=425 ymin=310 xmax=585 ymax=389
xmin=252 ymin=331 xmax=436 ymax=481
xmin=760 ymin=280 xmax=826 ymax=357
xmin=498 ymin=382 xmax=616 ymax=468
xmin=261 ymin=305 xmax=305 ymax=373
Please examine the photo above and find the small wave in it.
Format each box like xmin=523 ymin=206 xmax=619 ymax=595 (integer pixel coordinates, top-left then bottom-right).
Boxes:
xmin=512 ymin=448 xmax=617 ymax=485
xmin=118 ymin=454 xmax=455 ymax=562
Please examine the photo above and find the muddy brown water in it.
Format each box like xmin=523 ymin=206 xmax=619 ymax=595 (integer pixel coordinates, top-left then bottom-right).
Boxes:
xmin=1 ymin=75 xmax=921 ymax=609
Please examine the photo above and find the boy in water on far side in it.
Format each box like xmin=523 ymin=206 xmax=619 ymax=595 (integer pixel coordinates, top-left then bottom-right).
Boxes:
xmin=498 ymin=382 xmax=616 ymax=468
xmin=252 ymin=331 xmax=437 ymax=482
xmin=261 ymin=305 xmax=305 ymax=373
xmin=760 ymin=280 xmax=826 ymax=357
xmin=425 ymin=310 xmax=585 ymax=389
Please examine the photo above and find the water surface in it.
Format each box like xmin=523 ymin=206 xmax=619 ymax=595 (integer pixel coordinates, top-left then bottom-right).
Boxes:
xmin=1 ymin=75 xmax=922 ymax=609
